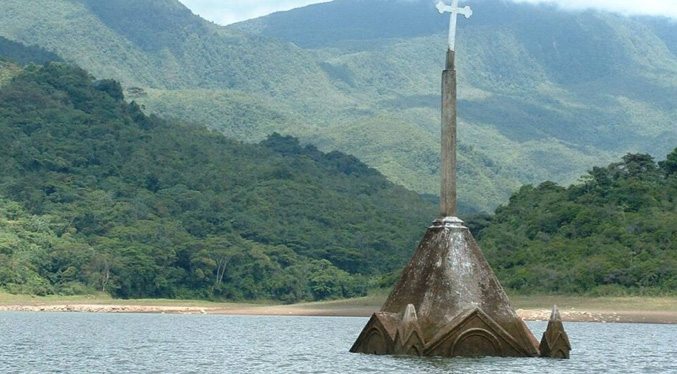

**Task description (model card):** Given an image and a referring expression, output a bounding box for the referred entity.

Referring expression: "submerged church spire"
[437,0,471,217]
[350,1,570,359]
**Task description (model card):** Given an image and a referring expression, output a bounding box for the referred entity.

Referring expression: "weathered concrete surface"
[351,218,541,357]
[440,49,457,218]
[352,5,571,358]
[539,306,572,359]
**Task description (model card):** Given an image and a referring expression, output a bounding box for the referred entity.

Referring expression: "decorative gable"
[424,308,535,357]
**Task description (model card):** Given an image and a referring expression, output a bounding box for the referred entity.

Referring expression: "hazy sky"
[178,0,677,25]
[177,0,332,26]
[513,0,677,19]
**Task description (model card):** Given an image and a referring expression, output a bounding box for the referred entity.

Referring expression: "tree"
[660,147,677,176]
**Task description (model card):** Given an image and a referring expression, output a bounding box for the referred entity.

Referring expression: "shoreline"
[2,302,677,324]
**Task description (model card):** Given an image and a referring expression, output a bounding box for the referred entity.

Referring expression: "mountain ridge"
[0,0,675,212]
[1,11,676,299]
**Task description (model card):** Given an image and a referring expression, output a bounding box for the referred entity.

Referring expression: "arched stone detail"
[364,328,388,355]
[450,328,503,357]
[407,345,421,356]
[395,329,425,356]
[554,350,567,359]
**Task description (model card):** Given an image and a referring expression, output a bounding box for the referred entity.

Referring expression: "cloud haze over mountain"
[179,0,676,25]
[178,0,332,25]
[511,0,677,19]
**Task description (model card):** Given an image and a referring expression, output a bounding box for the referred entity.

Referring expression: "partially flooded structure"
[350,0,570,359]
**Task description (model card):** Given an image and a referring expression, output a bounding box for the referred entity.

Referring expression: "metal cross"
[436,0,472,51]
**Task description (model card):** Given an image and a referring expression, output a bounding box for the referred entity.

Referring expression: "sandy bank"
[1,303,676,324]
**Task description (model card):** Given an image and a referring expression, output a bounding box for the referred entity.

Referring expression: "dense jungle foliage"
[1,61,675,300]
[0,62,437,301]
[0,2,676,300]
[475,151,677,295]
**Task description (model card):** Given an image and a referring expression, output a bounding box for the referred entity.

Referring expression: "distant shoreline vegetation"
[472,151,677,296]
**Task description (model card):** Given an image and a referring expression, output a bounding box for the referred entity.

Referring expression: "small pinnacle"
[550,305,561,321]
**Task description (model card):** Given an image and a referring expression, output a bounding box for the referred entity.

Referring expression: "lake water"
[0,313,675,373]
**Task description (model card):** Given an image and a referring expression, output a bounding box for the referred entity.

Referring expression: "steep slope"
[0,0,526,212]
[0,36,63,65]
[0,0,347,104]
[0,62,437,300]
[2,0,675,213]
[234,0,677,206]
[0,36,62,86]
[642,17,677,57]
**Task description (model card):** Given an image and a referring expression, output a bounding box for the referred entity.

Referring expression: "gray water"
[0,313,675,373]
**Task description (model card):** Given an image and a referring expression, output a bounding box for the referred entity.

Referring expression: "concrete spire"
[437,0,471,217]
[440,48,458,217]
[350,1,570,359]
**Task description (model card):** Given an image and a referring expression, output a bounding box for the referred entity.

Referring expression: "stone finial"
[539,305,572,359]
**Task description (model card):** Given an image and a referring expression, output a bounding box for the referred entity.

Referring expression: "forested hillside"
[474,151,677,295]
[0,58,20,87]
[2,0,675,212]
[238,0,677,207]
[1,37,54,87]
[0,36,62,65]
[0,62,437,301]
[1,59,675,299]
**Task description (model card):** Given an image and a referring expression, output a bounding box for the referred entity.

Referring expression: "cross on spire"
[437,0,472,218]
[436,0,473,51]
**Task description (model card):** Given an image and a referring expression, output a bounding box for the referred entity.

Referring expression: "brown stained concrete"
[350,218,542,357]
[440,49,458,217]
[539,306,571,359]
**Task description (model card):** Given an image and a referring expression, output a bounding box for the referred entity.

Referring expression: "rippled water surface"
[0,313,675,373]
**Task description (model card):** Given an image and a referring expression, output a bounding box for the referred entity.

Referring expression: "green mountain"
[1,12,675,299]
[0,36,57,86]
[236,0,677,190]
[0,62,436,300]
[473,150,677,295]
[0,0,675,214]
[0,36,62,66]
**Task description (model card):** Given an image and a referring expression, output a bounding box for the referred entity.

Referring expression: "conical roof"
[380,217,540,356]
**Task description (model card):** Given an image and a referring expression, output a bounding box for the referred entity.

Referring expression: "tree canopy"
[0,62,437,301]
[475,151,677,296]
